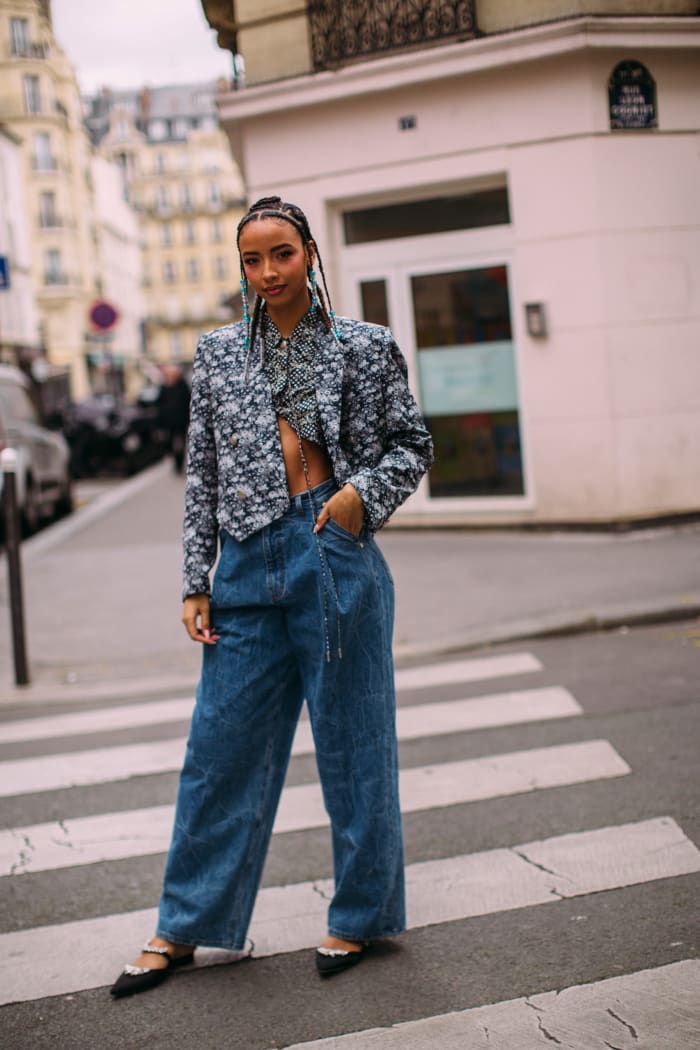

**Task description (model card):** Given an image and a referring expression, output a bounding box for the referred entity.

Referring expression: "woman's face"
[238,217,314,319]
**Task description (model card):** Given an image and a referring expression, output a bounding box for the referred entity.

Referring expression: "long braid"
[315,252,341,340]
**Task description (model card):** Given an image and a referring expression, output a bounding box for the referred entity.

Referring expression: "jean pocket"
[323,518,363,544]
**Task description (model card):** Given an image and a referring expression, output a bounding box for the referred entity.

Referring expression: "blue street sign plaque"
[0,256,10,290]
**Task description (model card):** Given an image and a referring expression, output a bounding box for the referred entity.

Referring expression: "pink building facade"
[215,15,700,525]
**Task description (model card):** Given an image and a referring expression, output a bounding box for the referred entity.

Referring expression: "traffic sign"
[89,300,119,331]
[0,255,10,290]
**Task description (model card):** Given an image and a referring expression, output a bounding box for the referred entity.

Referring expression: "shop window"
[343,188,509,245]
[412,265,524,498]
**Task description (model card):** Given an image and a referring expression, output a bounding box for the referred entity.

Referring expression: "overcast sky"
[51,0,233,94]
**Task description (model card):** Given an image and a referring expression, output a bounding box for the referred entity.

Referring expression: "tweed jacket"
[182,312,434,598]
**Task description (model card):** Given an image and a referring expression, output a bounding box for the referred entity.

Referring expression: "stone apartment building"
[0,0,146,399]
[88,82,246,367]
[202,0,700,526]
[0,122,40,365]
[0,0,100,396]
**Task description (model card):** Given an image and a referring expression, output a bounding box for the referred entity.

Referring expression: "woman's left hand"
[314,483,364,537]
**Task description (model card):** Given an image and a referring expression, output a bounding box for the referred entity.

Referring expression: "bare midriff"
[278,416,333,496]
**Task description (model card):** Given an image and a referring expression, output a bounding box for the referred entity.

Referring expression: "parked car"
[63,390,169,478]
[0,364,73,534]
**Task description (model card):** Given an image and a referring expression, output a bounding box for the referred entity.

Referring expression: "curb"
[19,458,171,562]
[393,592,700,664]
[1,593,698,707]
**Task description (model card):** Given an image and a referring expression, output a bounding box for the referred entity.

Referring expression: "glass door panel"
[412,266,524,498]
[359,279,390,327]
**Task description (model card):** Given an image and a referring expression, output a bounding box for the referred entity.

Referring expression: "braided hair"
[236,196,340,353]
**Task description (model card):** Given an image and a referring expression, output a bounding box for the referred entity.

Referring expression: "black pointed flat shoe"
[315,943,366,977]
[110,942,195,998]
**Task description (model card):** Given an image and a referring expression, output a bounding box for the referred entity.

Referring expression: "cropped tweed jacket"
[182,312,434,598]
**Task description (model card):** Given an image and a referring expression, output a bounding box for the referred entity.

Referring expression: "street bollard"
[1,447,30,685]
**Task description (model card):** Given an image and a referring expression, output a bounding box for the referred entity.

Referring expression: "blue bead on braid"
[329,308,342,342]
[308,268,319,308]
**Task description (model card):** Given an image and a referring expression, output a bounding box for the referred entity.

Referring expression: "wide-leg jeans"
[157,480,405,950]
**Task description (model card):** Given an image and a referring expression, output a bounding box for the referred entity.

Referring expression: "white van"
[0,365,72,534]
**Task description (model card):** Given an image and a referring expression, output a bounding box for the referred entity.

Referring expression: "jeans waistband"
[288,477,338,514]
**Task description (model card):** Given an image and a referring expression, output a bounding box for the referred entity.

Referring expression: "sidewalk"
[1,459,699,705]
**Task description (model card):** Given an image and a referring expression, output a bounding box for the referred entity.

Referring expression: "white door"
[342,232,529,513]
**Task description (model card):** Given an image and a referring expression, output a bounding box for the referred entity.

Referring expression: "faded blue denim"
[157,479,405,950]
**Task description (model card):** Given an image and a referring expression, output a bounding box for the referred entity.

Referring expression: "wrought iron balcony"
[43,271,71,286]
[10,40,49,59]
[31,156,59,172]
[308,0,476,71]
[38,213,63,228]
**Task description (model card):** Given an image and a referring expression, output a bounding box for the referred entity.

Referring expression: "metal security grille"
[307,0,476,70]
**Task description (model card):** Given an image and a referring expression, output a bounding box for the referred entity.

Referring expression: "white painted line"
[0,737,189,798]
[0,686,579,797]
[394,652,542,691]
[0,740,626,875]
[397,686,581,735]
[0,817,697,1005]
[283,959,700,1049]
[0,697,196,744]
[0,653,545,745]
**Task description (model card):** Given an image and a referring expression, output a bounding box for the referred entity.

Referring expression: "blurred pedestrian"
[110,195,433,998]
[158,363,190,473]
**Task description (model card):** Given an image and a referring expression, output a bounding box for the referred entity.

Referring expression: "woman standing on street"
[110,196,433,997]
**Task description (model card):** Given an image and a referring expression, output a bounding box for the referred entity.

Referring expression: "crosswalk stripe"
[0,652,544,746]
[394,653,542,691]
[0,817,696,1006]
[282,959,700,1049]
[0,739,624,875]
[0,687,580,797]
[0,697,195,744]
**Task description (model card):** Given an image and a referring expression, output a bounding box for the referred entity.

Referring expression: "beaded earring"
[308,267,319,308]
[329,308,342,342]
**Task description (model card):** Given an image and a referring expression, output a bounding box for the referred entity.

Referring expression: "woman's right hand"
[182,594,219,644]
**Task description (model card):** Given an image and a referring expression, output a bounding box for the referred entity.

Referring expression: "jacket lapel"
[315,322,344,454]
[239,329,278,432]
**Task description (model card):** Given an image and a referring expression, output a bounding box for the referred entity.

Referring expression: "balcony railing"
[32,156,59,172]
[11,41,48,59]
[43,272,70,286]
[308,0,476,71]
[38,213,63,228]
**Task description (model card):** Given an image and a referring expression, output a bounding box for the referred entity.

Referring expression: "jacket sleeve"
[182,336,218,599]
[346,329,433,531]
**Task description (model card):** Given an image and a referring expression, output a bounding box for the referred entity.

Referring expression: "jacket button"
[237,489,248,500]
[229,434,238,447]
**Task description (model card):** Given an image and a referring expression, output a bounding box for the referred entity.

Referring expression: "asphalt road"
[0,620,698,1049]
